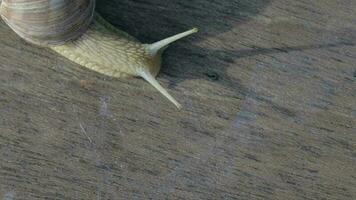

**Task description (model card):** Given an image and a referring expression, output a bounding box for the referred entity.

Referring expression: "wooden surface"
[0,0,355,199]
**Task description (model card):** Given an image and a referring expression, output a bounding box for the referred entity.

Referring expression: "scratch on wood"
[79,123,93,144]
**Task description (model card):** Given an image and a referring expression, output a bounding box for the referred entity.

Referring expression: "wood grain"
[0,0,355,199]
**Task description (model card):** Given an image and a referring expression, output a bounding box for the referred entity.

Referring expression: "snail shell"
[0,0,197,109]
[0,0,95,46]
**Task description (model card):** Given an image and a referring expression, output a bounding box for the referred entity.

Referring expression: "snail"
[0,0,198,109]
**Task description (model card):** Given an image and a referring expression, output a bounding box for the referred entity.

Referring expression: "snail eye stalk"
[147,28,199,56]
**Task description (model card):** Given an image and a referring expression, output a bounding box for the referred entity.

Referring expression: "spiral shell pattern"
[0,0,95,46]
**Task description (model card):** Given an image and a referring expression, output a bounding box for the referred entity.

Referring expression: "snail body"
[0,0,198,109]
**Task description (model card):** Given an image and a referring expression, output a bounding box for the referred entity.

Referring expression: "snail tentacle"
[147,28,199,56]
[139,69,182,109]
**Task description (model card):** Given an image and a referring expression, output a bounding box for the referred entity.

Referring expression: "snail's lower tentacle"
[139,69,182,109]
